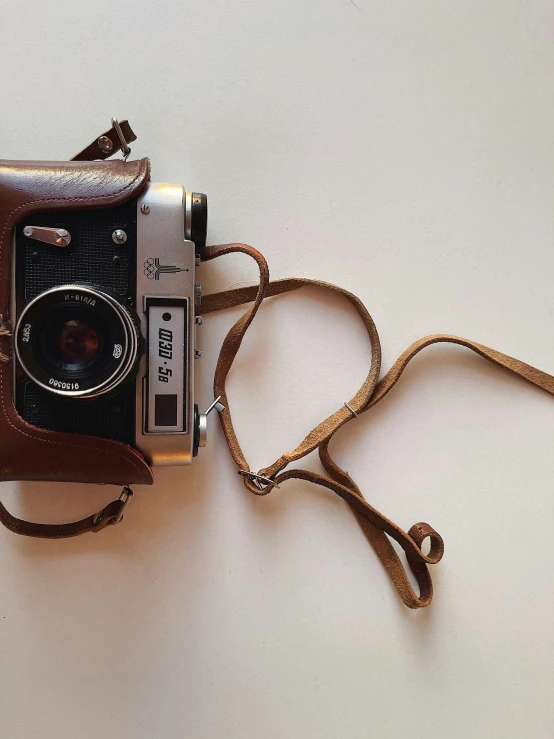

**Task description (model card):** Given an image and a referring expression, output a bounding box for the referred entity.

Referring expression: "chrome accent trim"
[135,183,196,466]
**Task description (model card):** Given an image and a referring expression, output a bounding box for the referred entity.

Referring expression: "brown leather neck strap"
[199,243,554,608]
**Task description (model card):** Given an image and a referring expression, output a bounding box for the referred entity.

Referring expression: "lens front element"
[16,285,140,398]
[41,308,105,374]
[56,318,100,368]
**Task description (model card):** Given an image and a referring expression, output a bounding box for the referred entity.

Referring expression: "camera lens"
[15,285,140,398]
[57,319,99,367]
[45,313,102,371]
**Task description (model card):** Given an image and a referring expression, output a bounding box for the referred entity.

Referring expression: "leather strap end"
[71,120,137,162]
[0,496,128,539]
[408,521,445,564]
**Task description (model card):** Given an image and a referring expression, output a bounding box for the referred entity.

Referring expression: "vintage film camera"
[10,172,219,468]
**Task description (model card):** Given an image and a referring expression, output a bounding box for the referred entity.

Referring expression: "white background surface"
[1,1,553,737]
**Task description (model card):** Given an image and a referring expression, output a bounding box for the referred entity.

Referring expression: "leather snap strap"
[0,486,133,539]
[70,120,137,162]
[199,243,554,608]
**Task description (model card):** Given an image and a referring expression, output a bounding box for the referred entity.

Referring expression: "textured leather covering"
[0,158,154,485]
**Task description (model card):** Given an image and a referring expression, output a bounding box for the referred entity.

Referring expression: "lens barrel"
[15,285,140,398]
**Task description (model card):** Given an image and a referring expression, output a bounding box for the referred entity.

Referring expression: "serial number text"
[49,378,80,390]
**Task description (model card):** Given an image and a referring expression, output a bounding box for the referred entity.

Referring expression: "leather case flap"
[0,158,154,485]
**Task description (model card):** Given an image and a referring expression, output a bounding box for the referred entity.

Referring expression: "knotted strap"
[200,243,554,608]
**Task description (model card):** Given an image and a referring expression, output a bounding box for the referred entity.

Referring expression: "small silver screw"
[112,229,127,245]
[195,350,203,358]
[140,204,150,215]
[98,135,114,154]
[54,229,71,247]
[195,316,203,325]
[23,226,34,237]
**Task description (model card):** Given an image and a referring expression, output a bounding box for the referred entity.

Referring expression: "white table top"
[1,2,552,737]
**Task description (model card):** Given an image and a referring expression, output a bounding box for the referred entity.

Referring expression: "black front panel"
[22,382,132,442]
[14,200,138,445]
[19,203,136,303]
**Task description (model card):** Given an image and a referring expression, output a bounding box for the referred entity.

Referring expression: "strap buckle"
[111,117,131,160]
[238,470,280,490]
[93,486,133,527]
[114,486,133,523]
[344,401,359,419]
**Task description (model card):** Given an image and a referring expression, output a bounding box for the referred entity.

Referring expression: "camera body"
[11,182,208,466]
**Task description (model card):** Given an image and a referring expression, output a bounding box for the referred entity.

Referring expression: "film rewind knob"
[198,396,225,449]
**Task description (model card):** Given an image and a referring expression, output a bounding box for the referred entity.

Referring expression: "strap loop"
[238,470,280,490]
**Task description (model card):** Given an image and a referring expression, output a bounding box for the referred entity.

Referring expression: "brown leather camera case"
[0,158,154,486]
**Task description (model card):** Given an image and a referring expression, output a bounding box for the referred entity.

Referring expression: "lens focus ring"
[15,285,140,398]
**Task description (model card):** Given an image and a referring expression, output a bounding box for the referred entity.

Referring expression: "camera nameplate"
[145,297,189,434]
